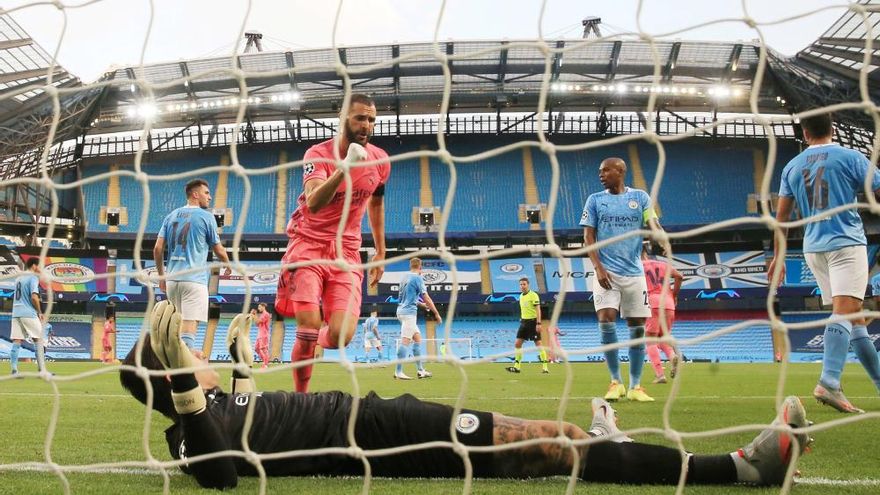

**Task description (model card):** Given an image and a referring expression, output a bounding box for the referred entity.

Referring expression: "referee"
[507,277,549,374]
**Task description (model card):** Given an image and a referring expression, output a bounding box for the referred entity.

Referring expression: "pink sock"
[292,327,318,392]
[646,344,664,378]
[659,343,675,360]
[258,347,270,365]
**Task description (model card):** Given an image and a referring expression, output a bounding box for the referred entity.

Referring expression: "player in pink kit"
[252,304,272,369]
[275,94,389,392]
[101,315,116,364]
[642,246,683,384]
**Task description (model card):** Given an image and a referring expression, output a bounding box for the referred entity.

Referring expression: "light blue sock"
[396,344,408,374]
[600,322,621,382]
[820,319,852,391]
[10,342,20,373]
[181,333,196,350]
[412,342,423,371]
[628,325,647,388]
[850,324,880,392]
[35,342,46,373]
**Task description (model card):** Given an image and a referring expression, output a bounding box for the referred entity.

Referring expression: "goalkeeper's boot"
[588,398,633,443]
[737,395,812,485]
[626,386,655,402]
[417,369,433,379]
[813,384,864,414]
[603,380,626,401]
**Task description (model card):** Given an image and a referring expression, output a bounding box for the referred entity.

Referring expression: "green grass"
[0,360,879,494]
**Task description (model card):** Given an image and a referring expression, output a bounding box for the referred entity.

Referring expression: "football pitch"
[0,361,878,495]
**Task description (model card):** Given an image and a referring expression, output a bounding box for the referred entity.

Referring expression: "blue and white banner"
[0,248,18,296]
[488,258,539,293]
[378,259,482,294]
[787,322,880,362]
[658,251,768,289]
[543,258,594,292]
[0,314,92,359]
[217,261,280,295]
[782,252,816,287]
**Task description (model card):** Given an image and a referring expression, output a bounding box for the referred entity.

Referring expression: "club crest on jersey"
[303,162,315,176]
[455,413,480,434]
[627,200,639,210]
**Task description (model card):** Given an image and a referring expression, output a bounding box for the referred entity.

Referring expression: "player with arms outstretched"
[769,112,880,413]
[581,157,662,402]
[506,277,549,374]
[153,178,230,350]
[642,246,683,384]
[119,300,813,490]
[275,94,390,392]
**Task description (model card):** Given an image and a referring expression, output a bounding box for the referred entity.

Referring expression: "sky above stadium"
[4,0,849,83]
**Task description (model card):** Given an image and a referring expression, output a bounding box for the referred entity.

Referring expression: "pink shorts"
[275,237,363,321]
[255,337,269,351]
[646,307,675,337]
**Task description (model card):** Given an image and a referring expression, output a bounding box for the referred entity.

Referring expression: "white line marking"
[2,465,879,486]
[797,477,880,486]
[0,392,878,401]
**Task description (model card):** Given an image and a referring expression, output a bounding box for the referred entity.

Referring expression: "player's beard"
[345,122,370,146]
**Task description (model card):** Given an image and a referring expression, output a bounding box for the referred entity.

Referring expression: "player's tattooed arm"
[490,413,588,478]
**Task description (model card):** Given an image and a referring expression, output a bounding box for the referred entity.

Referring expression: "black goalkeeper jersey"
[164,389,495,480]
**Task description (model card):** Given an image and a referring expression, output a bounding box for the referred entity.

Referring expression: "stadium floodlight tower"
[244,30,263,53]
[582,17,602,38]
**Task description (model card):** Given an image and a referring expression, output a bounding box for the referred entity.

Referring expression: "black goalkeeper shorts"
[356,392,495,478]
[516,319,540,341]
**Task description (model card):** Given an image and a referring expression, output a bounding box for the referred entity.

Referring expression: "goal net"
[0,1,878,494]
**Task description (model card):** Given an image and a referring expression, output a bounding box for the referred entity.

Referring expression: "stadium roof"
[0,2,877,181]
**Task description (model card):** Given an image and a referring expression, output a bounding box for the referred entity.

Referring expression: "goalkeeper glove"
[225,313,255,366]
[150,300,198,370]
[149,300,205,415]
[225,313,255,394]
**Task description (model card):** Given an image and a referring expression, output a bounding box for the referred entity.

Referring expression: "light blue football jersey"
[396,272,427,316]
[779,144,880,253]
[12,272,40,318]
[157,206,221,285]
[362,316,379,337]
[580,187,656,277]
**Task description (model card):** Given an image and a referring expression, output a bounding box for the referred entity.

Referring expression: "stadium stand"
[82,137,796,235]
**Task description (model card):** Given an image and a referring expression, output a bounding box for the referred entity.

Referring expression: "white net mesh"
[0,0,879,494]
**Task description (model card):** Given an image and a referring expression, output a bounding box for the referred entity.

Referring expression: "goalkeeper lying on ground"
[120,301,811,490]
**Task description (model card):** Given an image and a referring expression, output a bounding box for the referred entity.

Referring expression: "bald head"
[598,157,628,192]
[600,157,627,173]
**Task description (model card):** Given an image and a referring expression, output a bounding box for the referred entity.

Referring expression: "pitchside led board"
[17,251,109,300]
[0,314,92,360]
[378,259,482,296]
[216,261,280,303]
[114,259,164,301]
